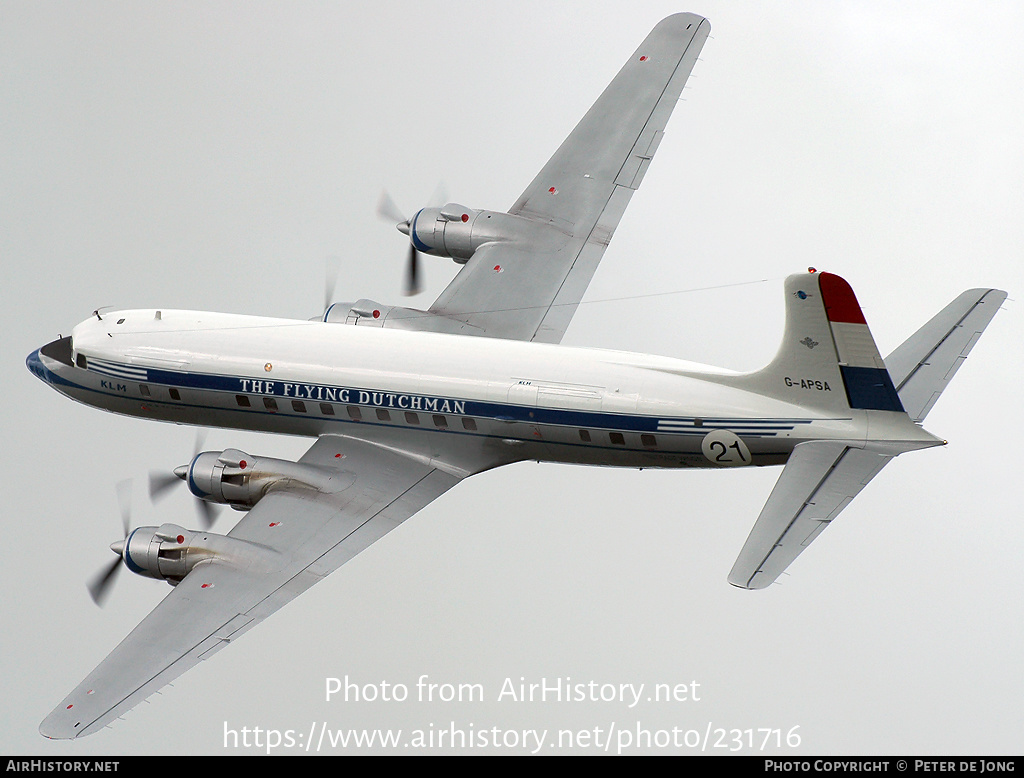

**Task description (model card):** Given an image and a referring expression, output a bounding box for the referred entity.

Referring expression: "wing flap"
[531,184,636,343]
[728,442,894,590]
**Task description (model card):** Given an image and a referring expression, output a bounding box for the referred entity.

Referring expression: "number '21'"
[709,440,748,463]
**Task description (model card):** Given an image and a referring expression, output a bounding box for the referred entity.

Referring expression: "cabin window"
[264,397,278,411]
[432,415,448,429]
[578,429,591,442]
[641,434,657,447]
[405,412,420,425]
[235,394,250,407]
[140,384,151,397]
[168,388,181,401]
[376,409,390,422]
[609,432,625,445]
[291,400,306,413]
[462,418,477,431]
[345,406,361,420]
[319,403,335,416]
[76,353,87,369]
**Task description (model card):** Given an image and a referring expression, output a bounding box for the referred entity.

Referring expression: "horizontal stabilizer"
[728,442,894,590]
[885,288,1007,423]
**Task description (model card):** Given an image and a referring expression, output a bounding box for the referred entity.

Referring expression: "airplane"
[25,12,1005,740]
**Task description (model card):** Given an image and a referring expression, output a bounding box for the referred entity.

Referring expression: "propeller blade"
[148,470,181,503]
[87,557,122,607]
[427,182,448,208]
[324,255,340,313]
[377,190,407,225]
[88,483,133,607]
[115,479,132,537]
[196,498,220,529]
[192,428,208,458]
[403,244,421,296]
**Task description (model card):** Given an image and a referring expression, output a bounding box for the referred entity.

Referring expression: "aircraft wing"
[40,434,469,739]
[427,13,710,343]
[728,442,895,590]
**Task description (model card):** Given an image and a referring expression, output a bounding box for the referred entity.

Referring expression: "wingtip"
[38,717,73,740]
[660,12,710,31]
[727,578,768,591]
[39,701,93,740]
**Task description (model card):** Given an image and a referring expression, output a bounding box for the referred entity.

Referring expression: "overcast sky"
[3,0,1022,755]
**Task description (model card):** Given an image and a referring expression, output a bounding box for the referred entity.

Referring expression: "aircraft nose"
[29,336,75,380]
[26,349,46,381]
[28,336,77,395]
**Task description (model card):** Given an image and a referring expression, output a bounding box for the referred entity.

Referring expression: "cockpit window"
[40,336,74,367]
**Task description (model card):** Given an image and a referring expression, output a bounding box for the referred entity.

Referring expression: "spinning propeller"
[378,183,450,297]
[147,430,221,528]
[323,255,340,315]
[377,190,422,296]
[86,479,133,607]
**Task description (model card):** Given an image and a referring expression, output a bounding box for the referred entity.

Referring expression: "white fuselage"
[29,309,864,474]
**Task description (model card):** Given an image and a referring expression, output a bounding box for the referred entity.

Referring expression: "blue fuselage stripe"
[28,350,821,444]
[132,364,810,434]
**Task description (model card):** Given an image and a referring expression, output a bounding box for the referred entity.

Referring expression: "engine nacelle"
[322,299,393,326]
[408,203,564,263]
[318,199,569,335]
[184,448,353,511]
[320,299,489,335]
[119,523,272,585]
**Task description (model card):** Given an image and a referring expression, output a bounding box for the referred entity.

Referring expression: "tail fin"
[723,271,903,415]
[727,275,1007,589]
